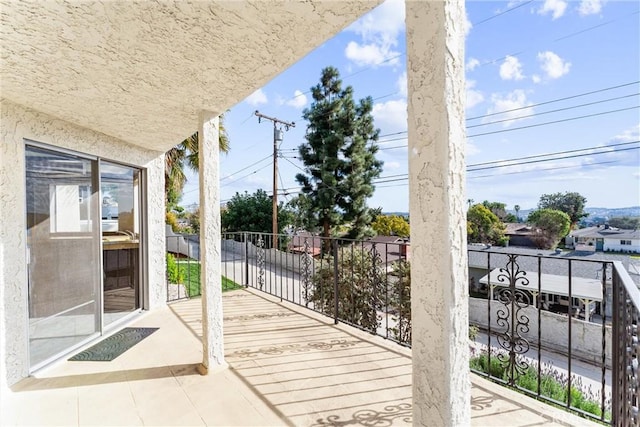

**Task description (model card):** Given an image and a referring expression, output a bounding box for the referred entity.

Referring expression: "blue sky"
[182,0,640,212]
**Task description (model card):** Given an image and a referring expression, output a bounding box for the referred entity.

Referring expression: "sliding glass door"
[26,146,101,368]
[101,161,141,326]
[26,145,144,369]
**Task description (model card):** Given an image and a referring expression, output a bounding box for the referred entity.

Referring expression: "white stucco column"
[405,1,469,425]
[198,111,225,373]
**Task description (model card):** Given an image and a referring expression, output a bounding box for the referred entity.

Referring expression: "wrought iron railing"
[217,231,412,347]
[611,261,639,426]
[165,231,639,425]
[468,248,615,422]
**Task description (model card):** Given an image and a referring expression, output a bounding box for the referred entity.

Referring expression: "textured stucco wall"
[604,239,640,253]
[198,112,224,370]
[406,0,469,425]
[0,100,166,388]
[1,1,381,152]
[469,297,613,367]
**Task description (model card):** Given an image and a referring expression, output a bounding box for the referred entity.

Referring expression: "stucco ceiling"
[1,1,381,152]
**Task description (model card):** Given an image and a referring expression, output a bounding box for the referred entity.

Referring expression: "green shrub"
[470,351,609,420]
[468,324,479,341]
[166,253,184,283]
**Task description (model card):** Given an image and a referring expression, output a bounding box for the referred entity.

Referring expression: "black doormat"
[69,327,159,361]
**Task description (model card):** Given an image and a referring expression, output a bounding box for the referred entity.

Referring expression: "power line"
[374,82,640,143]
[280,155,352,200]
[471,9,639,70]
[472,0,534,26]
[358,142,640,185]
[467,140,640,168]
[466,81,639,121]
[221,154,272,181]
[469,159,620,179]
[374,159,624,188]
[468,145,640,172]
[553,10,639,42]
[280,54,406,106]
[295,90,403,124]
[222,161,273,187]
[467,106,639,138]
[466,93,639,129]
[278,143,639,189]
[278,168,289,202]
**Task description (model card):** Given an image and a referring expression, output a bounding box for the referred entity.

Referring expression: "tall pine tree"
[296,67,383,240]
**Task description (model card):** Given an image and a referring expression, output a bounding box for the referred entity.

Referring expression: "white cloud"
[245,88,267,106]
[612,123,640,142]
[345,0,404,67]
[466,139,480,157]
[372,99,407,133]
[466,80,484,109]
[499,56,525,81]
[466,58,480,72]
[285,90,308,109]
[345,42,400,67]
[464,12,472,36]
[532,74,542,84]
[396,71,407,98]
[537,51,571,79]
[485,90,534,127]
[385,161,401,170]
[578,0,605,16]
[538,0,567,19]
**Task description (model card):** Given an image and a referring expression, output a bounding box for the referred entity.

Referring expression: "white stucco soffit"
[1,1,381,151]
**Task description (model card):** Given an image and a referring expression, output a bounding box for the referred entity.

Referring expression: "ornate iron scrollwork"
[301,237,312,306]
[494,254,531,385]
[256,236,265,290]
[369,243,383,333]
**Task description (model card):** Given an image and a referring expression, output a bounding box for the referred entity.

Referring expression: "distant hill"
[382,212,409,217]
[386,207,640,221]
[583,206,640,218]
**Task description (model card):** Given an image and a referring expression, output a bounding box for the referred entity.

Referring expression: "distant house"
[503,222,536,248]
[365,235,410,266]
[567,225,640,253]
[288,233,410,266]
[289,231,323,257]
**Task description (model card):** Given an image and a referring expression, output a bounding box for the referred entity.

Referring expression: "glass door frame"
[24,140,147,372]
[25,141,103,371]
[98,159,146,330]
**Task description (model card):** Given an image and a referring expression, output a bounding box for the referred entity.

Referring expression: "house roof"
[479,268,603,302]
[503,223,534,236]
[368,235,407,244]
[569,226,640,240]
[1,1,380,152]
[468,244,639,284]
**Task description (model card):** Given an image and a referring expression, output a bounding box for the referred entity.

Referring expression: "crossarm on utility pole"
[255,110,295,250]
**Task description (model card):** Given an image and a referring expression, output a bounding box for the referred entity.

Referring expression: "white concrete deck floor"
[1,289,600,426]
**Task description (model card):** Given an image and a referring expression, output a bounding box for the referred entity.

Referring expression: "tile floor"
[1,289,599,426]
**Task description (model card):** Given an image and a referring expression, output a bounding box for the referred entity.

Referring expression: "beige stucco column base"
[197,361,229,376]
[199,111,225,372]
[405,0,470,425]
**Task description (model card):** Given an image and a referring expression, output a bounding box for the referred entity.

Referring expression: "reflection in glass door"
[101,161,141,326]
[25,146,101,368]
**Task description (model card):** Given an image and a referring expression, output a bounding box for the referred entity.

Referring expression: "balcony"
[2,290,597,426]
[3,232,636,426]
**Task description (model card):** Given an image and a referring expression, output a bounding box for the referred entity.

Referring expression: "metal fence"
[468,248,614,423]
[611,262,639,426]
[165,231,639,426]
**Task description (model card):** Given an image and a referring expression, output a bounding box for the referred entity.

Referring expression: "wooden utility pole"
[255,110,295,249]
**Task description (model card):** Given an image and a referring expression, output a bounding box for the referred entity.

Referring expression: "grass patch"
[470,351,609,421]
[175,260,243,297]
